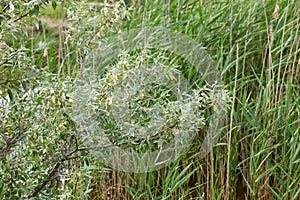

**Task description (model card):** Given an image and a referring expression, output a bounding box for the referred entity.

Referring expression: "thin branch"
[0,132,9,144]
[83,2,114,8]
[1,4,9,13]
[0,126,28,157]
[10,12,29,24]
[0,77,28,85]
[63,155,80,161]
[77,143,116,151]
[0,2,45,30]
[0,53,18,67]
[66,143,116,158]
[27,163,61,198]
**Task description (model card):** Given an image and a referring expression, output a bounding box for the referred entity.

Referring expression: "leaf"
[52,1,57,10]
[34,5,40,17]
[21,81,27,91]
[30,5,40,17]
[9,2,14,13]
[1,19,6,30]
[7,89,13,101]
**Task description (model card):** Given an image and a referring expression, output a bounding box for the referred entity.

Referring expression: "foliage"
[92,50,212,152]
[0,75,74,198]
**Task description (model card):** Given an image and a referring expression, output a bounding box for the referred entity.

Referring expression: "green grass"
[92,0,300,199]
[97,0,299,199]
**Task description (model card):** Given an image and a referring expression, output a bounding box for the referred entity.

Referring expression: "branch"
[10,12,29,24]
[0,77,28,85]
[0,11,30,30]
[0,53,18,67]
[76,143,115,152]
[0,2,45,30]
[0,132,9,144]
[1,4,9,13]
[83,2,114,8]
[27,163,61,198]
[28,135,115,198]
[0,126,28,158]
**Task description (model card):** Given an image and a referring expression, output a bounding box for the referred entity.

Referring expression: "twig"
[82,2,114,8]
[65,143,116,159]
[10,12,29,24]
[0,2,45,30]
[0,77,29,85]
[0,126,28,157]
[1,4,9,13]
[0,132,9,143]
[0,53,18,67]
[63,155,80,161]
[77,144,116,151]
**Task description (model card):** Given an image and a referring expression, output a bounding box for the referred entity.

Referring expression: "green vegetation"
[0,0,299,199]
